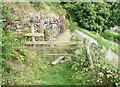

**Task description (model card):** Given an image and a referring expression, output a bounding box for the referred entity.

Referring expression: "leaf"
[75,50,81,54]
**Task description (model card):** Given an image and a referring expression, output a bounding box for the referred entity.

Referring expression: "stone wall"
[7,6,69,41]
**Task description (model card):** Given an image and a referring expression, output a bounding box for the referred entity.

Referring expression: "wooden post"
[83,38,95,72]
[31,24,36,47]
[40,19,44,41]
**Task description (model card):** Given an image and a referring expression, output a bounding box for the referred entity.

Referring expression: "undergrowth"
[66,44,120,85]
[1,3,27,85]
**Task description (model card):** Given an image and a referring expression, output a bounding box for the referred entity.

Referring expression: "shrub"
[70,44,120,85]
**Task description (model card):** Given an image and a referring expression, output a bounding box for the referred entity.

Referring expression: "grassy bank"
[101,30,120,42]
[73,26,119,55]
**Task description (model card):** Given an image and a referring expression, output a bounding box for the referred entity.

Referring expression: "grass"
[8,49,77,85]
[39,63,77,85]
[46,2,66,16]
[101,30,120,41]
[72,26,119,55]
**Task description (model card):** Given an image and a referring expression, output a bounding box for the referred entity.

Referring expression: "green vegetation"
[101,30,120,42]
[0,3,27,84]
[72,25,119,55]
[63,2,120,33]
[1,2,120,86]
[30,2,44,11]
[46,2,66,15]
[8,50,77,85]
[70,45,120,85]
[6,45,120,85]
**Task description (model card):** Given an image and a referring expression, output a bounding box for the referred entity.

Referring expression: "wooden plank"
[25,33,44,36]
[60,60,73,63]
[24,41,83,45]
[45,54,75,56]
[51,56,64,65]
[25,47,83,50]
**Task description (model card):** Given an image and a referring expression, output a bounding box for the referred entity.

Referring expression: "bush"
[101,30,120,41]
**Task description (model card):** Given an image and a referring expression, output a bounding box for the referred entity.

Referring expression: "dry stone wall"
[8,7,68,41]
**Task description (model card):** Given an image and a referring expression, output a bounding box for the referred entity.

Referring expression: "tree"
[63,2,118,33]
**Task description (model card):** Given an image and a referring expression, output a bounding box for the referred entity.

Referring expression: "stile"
[25,33,44,37]
[25,47,83,50]
[51,56,65,65]
[24,41,83,45]
[45,54,76,56]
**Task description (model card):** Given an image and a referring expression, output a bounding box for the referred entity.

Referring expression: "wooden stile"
[24,41,83,45]
[51,56,65,65]
[25,47,83,50]
[25,33,44,37]
[45,54,76,56]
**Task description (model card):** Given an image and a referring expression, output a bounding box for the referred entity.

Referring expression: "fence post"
[83,38,95,72]
[31,24,36,47]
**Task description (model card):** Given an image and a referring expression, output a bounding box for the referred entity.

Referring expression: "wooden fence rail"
[23,24,94,69]
[45,54,76,56]
[24,41,84,45]
[25,33,44,37]
[25,47,83,50]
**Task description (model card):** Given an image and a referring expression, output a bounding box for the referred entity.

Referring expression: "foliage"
[90,44,120,85]
[7,50,78,85]
[63,2,119,33]
[71,48,88,72]
[30,2,44,10]
[0,3,26,85]
[69,44,120,85]
[69,21,78,32]
[109,2,120,26]
[46,2,66,15]
[101,30,120,42]
[44,28,49,41]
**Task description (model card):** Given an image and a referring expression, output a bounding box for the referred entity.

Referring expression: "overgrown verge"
[72,25,119,55]
[0,3,27,85]
[66,44,120,85]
